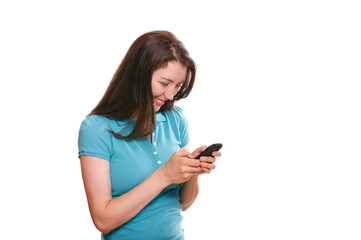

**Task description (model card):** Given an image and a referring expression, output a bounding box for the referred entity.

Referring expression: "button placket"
[151,130,162,166]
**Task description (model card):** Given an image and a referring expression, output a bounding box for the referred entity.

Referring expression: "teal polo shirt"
[78,106,190,240]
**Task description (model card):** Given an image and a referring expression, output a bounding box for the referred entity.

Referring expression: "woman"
[78,30,221,239]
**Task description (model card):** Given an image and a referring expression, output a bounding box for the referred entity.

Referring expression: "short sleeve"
[78,115,112,161]
[173,107,190,148]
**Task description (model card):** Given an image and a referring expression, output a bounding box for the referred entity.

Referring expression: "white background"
[1,0,360,239]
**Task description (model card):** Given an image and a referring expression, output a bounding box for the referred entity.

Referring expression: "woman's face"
[151,61,187,112]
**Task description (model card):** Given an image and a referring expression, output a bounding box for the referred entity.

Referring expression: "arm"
[80,150,202,234]
[180,175,199,211]
[179,144,220,211]
[179,143,199,211]
[80,155,169,234]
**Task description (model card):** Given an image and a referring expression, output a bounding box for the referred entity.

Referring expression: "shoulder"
[78,115,118,139]
[78,115,114,160]
[163,106,190,147]
[80,115,111,132]
[162,106,188,124]
[79,115,133,139]
[81,115,109,126]
[172,106,186,117]
[161,106,189,137]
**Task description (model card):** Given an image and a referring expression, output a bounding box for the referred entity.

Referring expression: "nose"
[164,90,174,101]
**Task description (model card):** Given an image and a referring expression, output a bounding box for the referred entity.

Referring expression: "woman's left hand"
[190,146,222,174]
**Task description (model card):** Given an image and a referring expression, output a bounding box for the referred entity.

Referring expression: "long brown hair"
[89,31,196,140]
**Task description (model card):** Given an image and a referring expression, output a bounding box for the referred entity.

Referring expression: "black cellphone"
[195,143,223,159]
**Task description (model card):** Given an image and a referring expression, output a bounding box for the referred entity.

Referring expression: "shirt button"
[157,161,162,164]
[153,151,157,155]
[153,133,155,136]
[153,142,156,146]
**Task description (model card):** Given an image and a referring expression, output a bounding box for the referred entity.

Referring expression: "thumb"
[190,145,207,158]
[178,148,191,157]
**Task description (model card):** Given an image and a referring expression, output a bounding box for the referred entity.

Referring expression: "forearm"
[93,169,169,233]
[179,175,199,211]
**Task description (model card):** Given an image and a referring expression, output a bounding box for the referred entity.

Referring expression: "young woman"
[78,30,221,240]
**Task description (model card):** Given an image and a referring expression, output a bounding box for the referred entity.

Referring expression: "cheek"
[150,82,156,96]
[151,83,163,97]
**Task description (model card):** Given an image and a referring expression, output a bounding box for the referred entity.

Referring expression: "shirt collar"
[155,111,166,122]
[115,119,132,127]
[115,112,166,126]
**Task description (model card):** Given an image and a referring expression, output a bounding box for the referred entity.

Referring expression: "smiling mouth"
[155,98,165,106]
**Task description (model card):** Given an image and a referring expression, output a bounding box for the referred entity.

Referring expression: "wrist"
[155,167,172,188]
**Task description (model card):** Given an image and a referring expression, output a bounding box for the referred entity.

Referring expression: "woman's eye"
[160,82,168,86]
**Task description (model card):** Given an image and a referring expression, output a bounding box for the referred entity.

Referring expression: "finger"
[178,149,190,157]
[201,162,216,170]
[190,146,207,158]
[212,151,222,157]
[201,167,211,174]
[185,166,203,173]
[184,152,194,159]
[180,157,202,169]
[200,156,216,163]
[187,158,201,167]
[181,157,201,167]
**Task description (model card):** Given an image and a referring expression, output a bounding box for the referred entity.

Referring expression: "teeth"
[155,99,164,105]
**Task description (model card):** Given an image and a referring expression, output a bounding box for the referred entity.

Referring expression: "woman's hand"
[178,145,222,211]
[160,149,202,185]
[190,146,221,174]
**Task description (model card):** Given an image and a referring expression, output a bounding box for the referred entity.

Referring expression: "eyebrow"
[160,77,174,82]
[160,77,185,84]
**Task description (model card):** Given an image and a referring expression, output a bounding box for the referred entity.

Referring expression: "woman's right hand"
[159,149,203,185]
